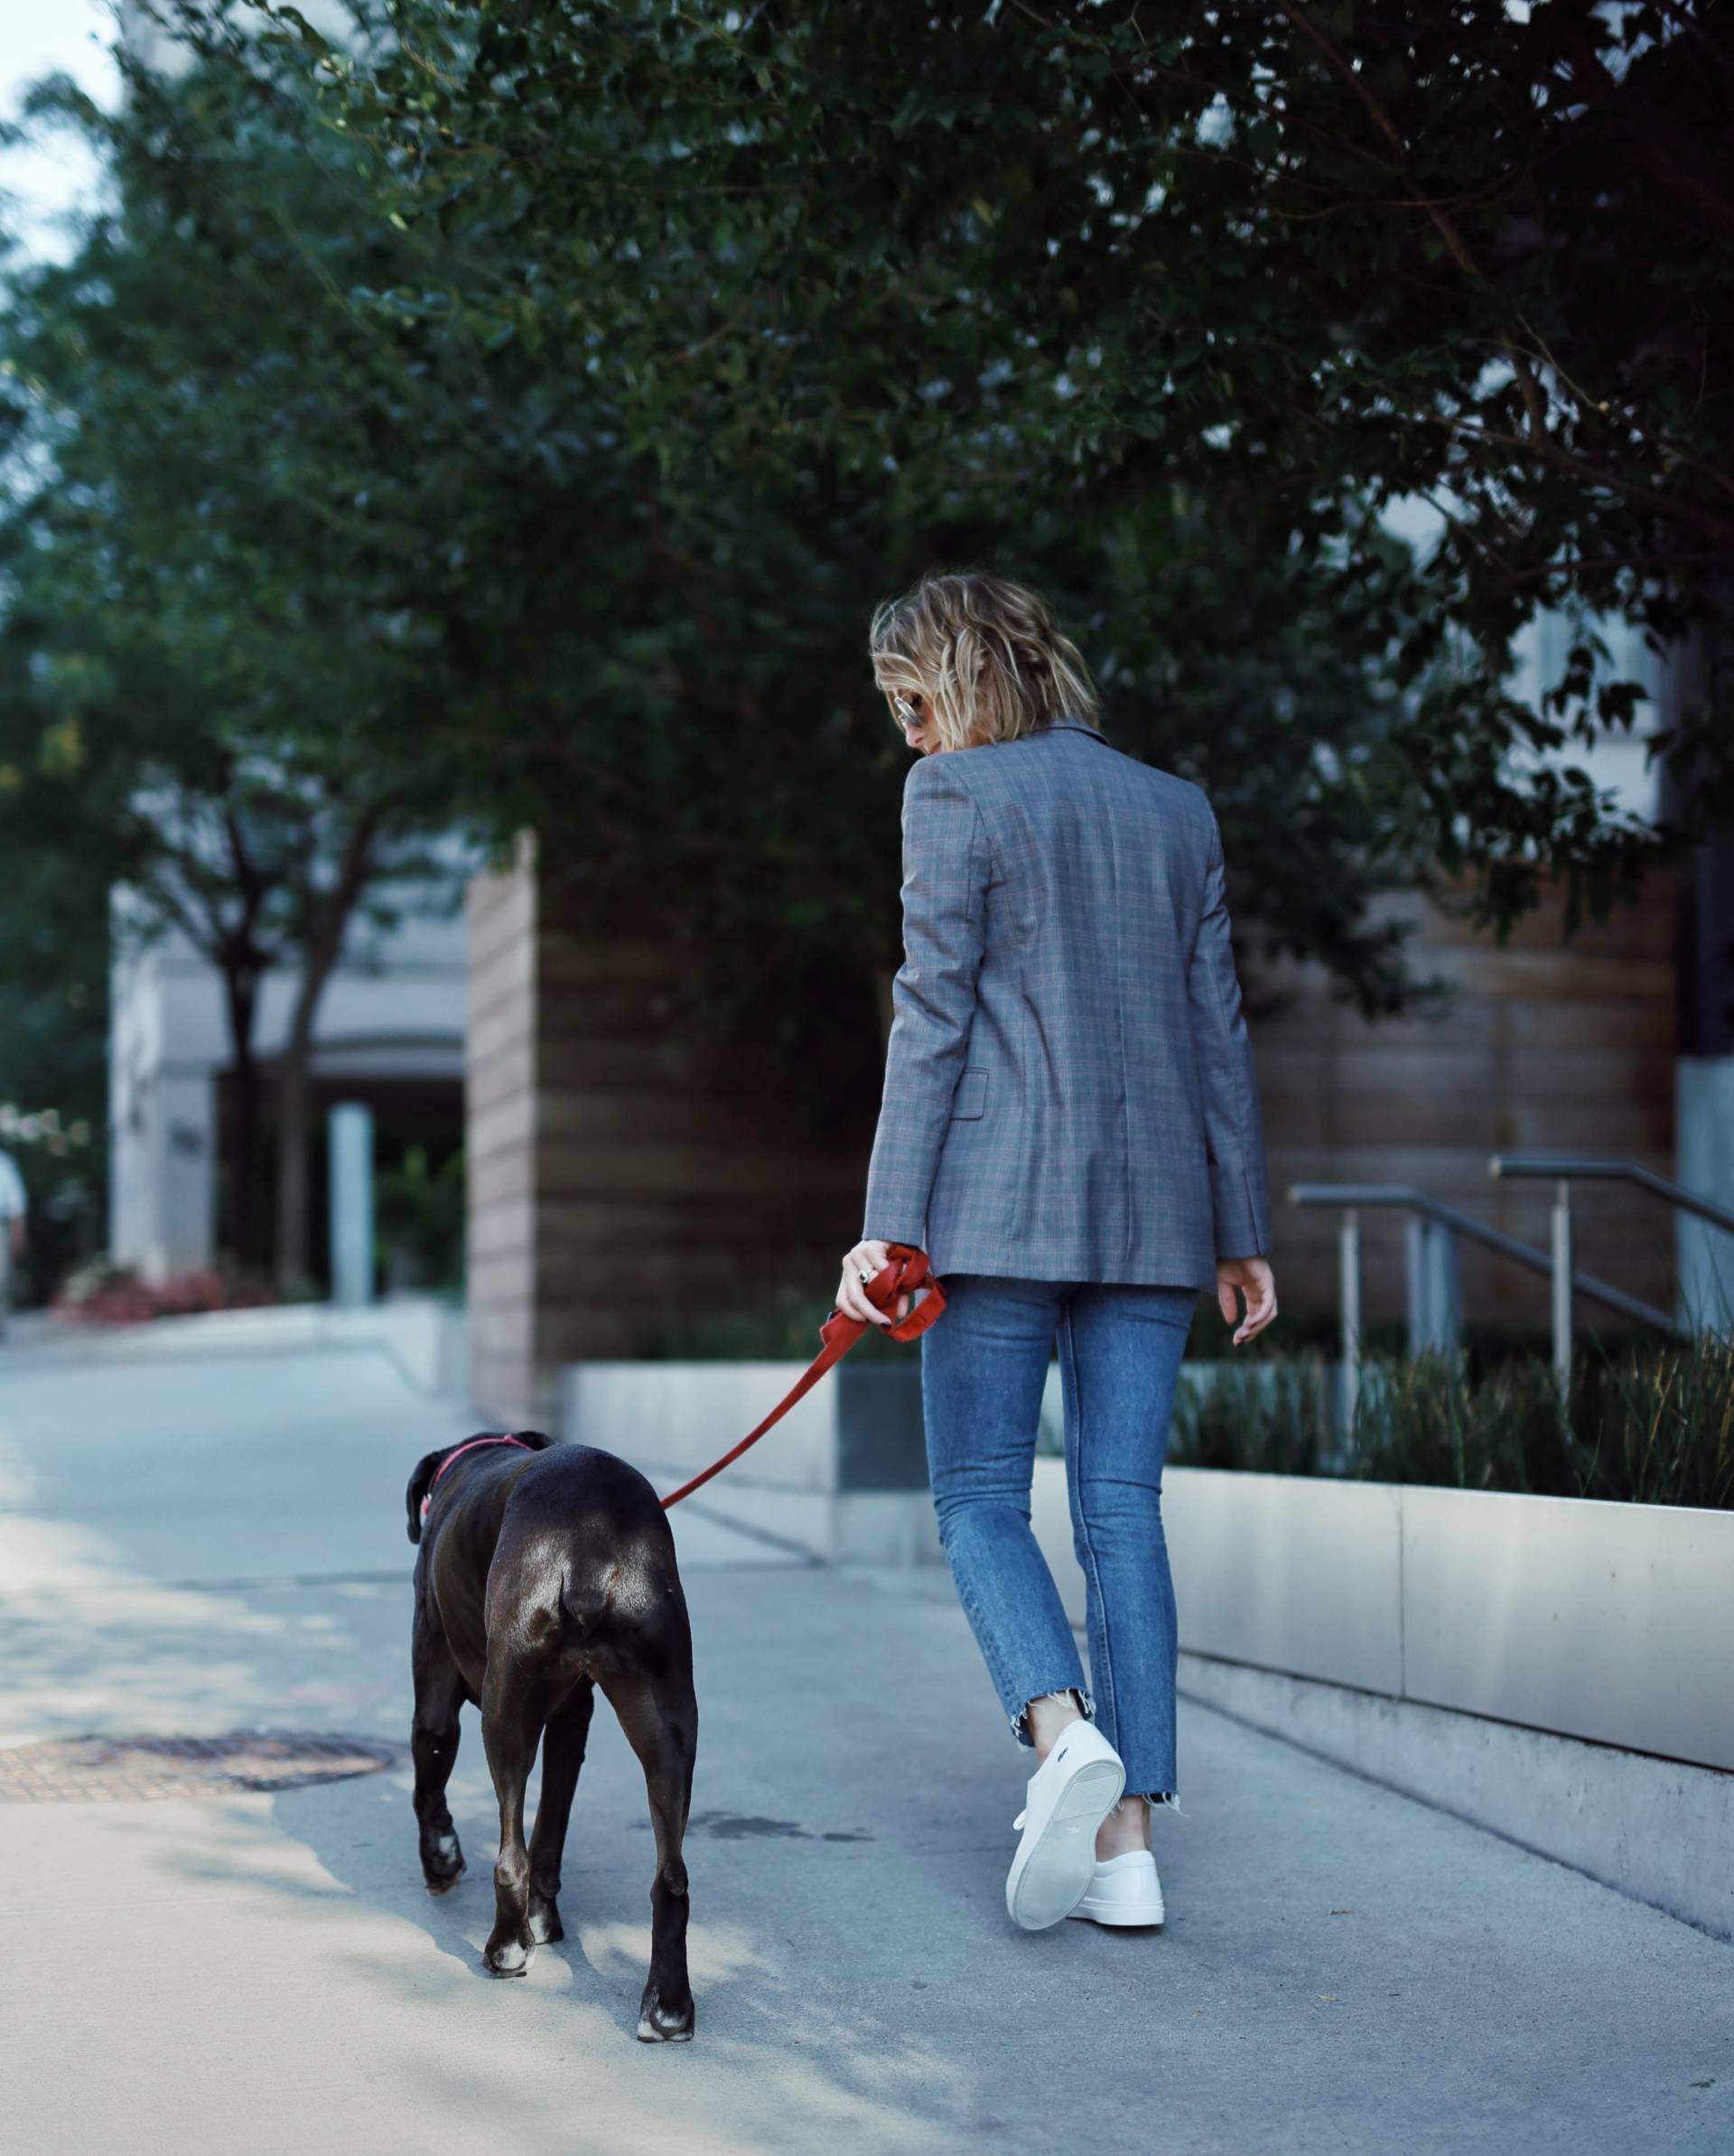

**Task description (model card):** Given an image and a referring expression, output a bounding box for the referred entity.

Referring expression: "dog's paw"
[636,1993,695,2043]
[483,1937,536,1978]
[421,1831,465,1894]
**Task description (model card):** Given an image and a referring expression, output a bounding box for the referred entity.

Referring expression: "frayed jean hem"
[1009,1684,1096,1750]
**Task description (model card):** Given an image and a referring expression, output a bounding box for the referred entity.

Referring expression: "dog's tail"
[557,1563,619,1638]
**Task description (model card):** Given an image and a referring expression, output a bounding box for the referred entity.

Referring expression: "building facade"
[466,848,866,1428]
[109,891,467,1284]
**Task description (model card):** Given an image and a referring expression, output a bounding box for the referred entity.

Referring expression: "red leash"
[658,1244,946,1511]
[422,1252,944,1522]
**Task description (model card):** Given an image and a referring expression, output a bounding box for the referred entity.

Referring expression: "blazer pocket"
[950,1068,987,1120]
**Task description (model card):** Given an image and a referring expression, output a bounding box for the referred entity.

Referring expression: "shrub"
[52,1257,279,1325]
[1170,1354,1334,1477]
[1572,1332,1734,1509]
[1169,1331,1734,1511]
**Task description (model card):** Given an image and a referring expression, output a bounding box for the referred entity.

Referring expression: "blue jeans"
[920,1274,1198,1800]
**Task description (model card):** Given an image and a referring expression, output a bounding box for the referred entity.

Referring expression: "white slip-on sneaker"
[1004,1719,1126,1931]
[1067,1848,1166,1928]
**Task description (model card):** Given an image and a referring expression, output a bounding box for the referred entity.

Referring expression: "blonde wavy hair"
[868,570,1102,751]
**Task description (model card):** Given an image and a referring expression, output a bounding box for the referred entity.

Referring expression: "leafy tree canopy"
[6,12,1439,1098]
[0,51,480,1273]
[217,0,1731,937]
[18,0,1720,1249]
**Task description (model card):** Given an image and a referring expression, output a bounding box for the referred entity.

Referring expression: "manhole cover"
[0,1732,406,1803]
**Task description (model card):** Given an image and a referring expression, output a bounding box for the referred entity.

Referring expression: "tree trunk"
[220,971,262,1266]
[274,1028,314,1292]
[274,817,380,1293]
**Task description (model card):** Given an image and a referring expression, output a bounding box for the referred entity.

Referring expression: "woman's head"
[868,570,1102,754]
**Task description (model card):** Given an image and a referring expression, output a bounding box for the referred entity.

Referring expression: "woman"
[837,570,1278,1934]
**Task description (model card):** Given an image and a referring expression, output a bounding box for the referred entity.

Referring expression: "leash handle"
[660,1245,945,1511]
[822,1242,946,1349]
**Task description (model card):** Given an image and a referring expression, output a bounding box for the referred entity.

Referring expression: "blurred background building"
[108,889,466,1291]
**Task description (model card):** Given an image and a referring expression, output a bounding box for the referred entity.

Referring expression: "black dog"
[405,1430,697,2041]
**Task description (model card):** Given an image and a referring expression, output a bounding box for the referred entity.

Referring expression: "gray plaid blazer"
[861,717,1273,1287]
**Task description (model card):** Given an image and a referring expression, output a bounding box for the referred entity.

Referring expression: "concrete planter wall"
[561,1358,940,1565]
[1032,1459,1734,1775]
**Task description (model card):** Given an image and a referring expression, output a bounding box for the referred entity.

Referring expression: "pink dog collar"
[421,1434,535,1525]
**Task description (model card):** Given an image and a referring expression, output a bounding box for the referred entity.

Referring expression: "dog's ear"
[406,1446,453,1545]
[406,1431,556,1544]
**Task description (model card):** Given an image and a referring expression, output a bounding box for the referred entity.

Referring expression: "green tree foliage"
[132,3,1442,1043]
[0,52,476,1279]
[238,0,1728,938]
[14,0,1715,1292]
[0,7,1445,1249]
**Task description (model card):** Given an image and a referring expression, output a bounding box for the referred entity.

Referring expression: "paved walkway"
[0,1326,1729,2155]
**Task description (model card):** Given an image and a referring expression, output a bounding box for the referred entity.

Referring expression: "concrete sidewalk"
[0,1330,1729,2155]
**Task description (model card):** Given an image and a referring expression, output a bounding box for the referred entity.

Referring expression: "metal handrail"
[1287,1180,1687,1423]
[1489,1153,1734,1238]
[1286,1183,1681,1338]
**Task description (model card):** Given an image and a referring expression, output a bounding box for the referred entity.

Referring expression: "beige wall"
[466,853,540,1423]
[466,853,865,1427]
[1250,867,1677,1329]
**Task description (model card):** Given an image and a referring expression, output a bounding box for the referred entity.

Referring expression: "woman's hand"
[1217,1255,1277,1346]
[836,1239,913,1328]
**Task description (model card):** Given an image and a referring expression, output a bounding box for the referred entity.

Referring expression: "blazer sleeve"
[1187,805,1274,1262]
[860,754,991,1246]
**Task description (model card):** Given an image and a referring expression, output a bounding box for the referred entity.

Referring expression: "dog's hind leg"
[603,1666,699,2043]
[480,1660,545,1977]
[527,1682,594,1944]
[411,1614,469,1895]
